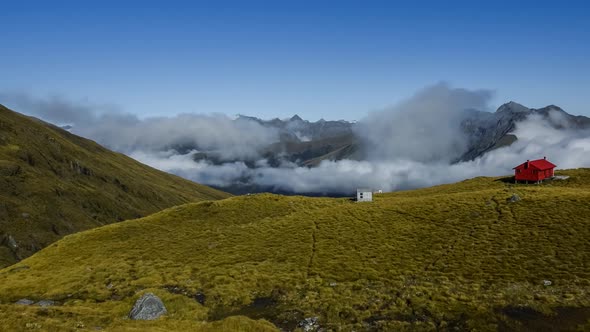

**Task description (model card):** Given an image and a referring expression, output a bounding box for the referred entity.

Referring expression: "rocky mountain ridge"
[458,102,590,161]
[205,102,590,168]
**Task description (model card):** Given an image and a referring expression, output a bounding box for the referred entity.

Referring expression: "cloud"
[355,82,494,162]
[81,113,278,160]
[3,86,589,195]
[128,110,590,194]
[0,91,116,124]
[0,91,279,160]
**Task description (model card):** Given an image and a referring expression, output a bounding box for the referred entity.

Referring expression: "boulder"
[36,300,56,307]
[15,298,34,305]
[5,235,17,250]
[129,293,167,320]
[507,194,521,203]
[298,317,319,332]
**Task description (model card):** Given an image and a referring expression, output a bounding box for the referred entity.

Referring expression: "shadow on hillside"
[494,176,516,184]
[497,306,590,332]
[210,295,304,331]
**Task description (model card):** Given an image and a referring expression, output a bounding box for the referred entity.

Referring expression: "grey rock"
[15,298,34,305]
[36,300,56,307]
[508,194,521,203]
[129,293,167,320]
[298,317,319,332]
[6,235,18,250]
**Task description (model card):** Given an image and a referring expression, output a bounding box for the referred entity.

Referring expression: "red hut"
[513,157,556,183]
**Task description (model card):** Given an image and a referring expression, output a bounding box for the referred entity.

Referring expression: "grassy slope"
[1,169,590,331]
[0,105,230,268]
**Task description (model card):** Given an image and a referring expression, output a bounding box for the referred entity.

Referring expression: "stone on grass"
[15,298,34,305]
[507,194,521,203]
[36,300,56,307]
[543,280,552,286]
[129,293,167,320]
[298,317,319,332]
[6,235,17,250]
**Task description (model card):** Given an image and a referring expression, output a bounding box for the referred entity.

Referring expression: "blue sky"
[1,0,588,120]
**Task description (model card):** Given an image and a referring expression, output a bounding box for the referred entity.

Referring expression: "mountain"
[236,114,354,143]
[1,169,589,331]
[0,105,230,268]
[199,103,590,171]
[458,101,590,162]
[185,103,590,195]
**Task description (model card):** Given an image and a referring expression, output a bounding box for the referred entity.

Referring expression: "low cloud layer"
[356,83,494,163]
[2,85,590,195]
[0,92,278,160]
[129,113,590,194]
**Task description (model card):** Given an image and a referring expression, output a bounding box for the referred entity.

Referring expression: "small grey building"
[356,188,373,202]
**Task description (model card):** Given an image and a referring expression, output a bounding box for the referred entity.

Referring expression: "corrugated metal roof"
[513,158,556,170]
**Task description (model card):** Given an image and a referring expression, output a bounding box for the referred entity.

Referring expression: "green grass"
[1,169,590,331]
[0,105,230,268]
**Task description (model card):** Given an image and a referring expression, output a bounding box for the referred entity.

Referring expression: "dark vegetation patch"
[498,306,590,332]
[211,294,303,332]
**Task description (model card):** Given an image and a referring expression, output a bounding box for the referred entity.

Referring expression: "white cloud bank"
[0,91,278,160]
[129,112,590,194]
[2,85,589,195]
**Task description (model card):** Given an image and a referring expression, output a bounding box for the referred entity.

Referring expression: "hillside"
[1,169,589,331]
[0,105,230,268]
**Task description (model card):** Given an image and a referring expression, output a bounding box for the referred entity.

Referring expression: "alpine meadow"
[1,2,590,331]
[1,170,590,330]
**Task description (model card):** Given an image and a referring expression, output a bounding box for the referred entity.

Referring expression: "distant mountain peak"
[538,104,565,112]
[235,114,259,122]
[290,114,303,122]
[496,101,530,113]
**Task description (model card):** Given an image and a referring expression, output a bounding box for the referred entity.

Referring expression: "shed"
[513,157,556,183]
[356,188,373,202]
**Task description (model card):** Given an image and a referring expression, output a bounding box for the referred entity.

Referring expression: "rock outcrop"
[129,293,167,320]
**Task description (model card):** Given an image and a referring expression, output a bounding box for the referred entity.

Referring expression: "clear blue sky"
[1,0,588,120]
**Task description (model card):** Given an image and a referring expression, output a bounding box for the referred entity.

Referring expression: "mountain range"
[278,102,589,164]
[458,102,590,162]
[180,102,590,194]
